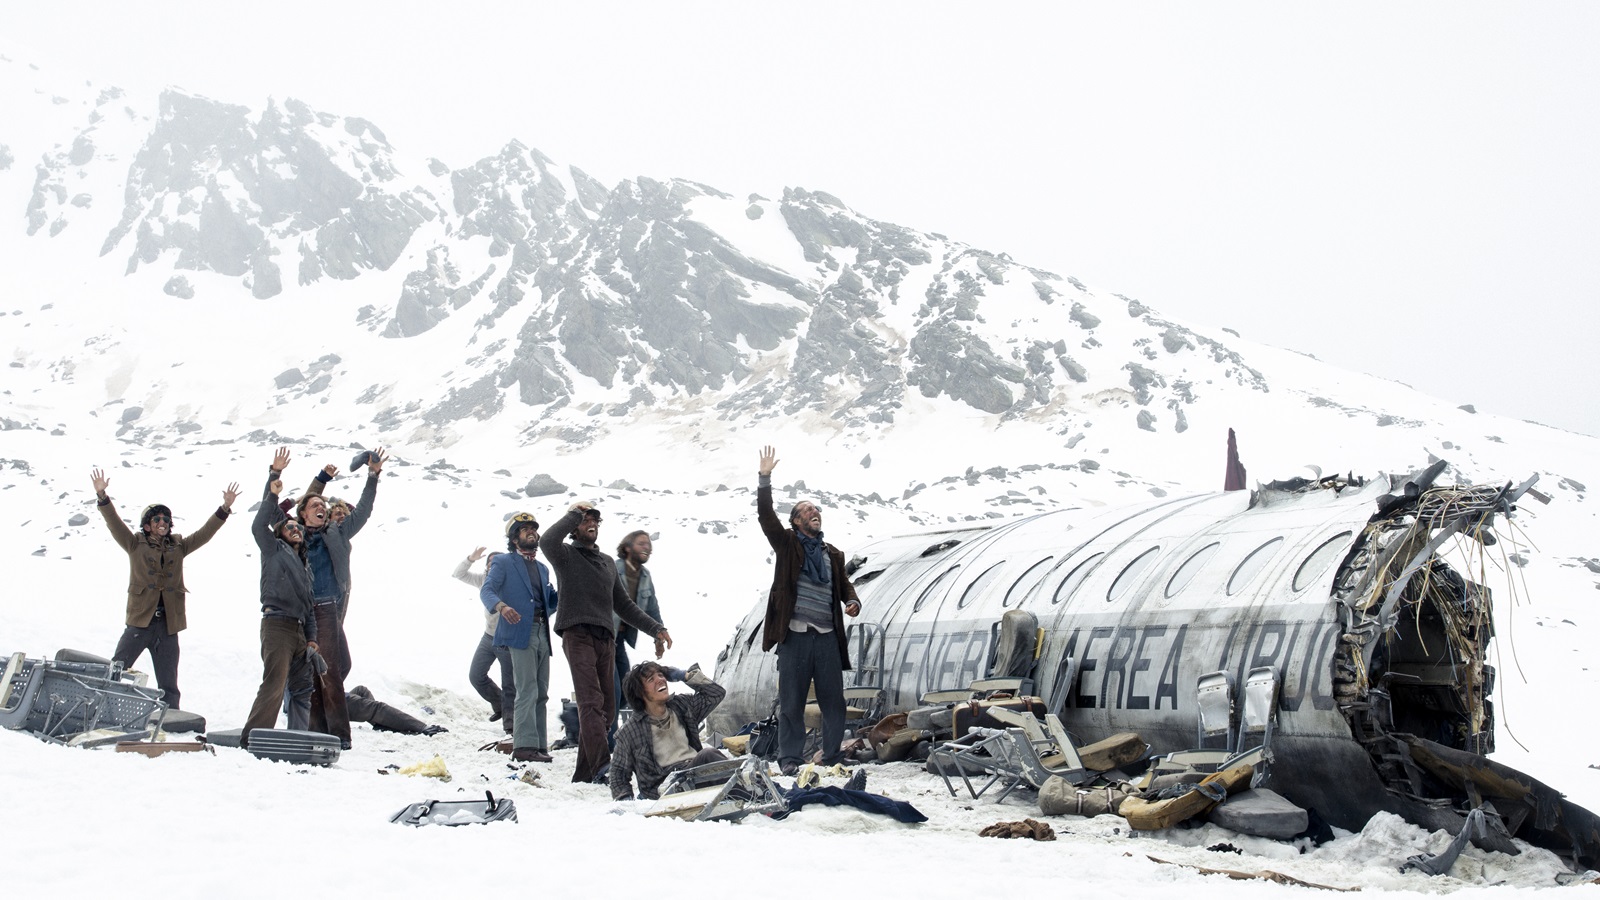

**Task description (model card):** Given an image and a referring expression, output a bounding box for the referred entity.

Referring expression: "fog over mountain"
[2,54,1594,500]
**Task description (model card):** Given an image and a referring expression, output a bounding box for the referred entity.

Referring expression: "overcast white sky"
[4,2,1596,435]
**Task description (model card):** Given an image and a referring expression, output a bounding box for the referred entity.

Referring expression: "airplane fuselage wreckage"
[712,461,1600,867]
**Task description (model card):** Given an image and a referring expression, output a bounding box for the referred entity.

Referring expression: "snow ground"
[2,431,1597,896]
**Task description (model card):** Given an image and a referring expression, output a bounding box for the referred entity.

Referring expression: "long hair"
[616,530,649,561]
[274,519,308,561]
[621,661,666,713]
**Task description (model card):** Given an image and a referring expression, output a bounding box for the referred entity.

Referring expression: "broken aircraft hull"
[713,466,1600,867]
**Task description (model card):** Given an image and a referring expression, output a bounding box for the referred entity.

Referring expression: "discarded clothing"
[979,818,1057,841]
[776,786,926,824]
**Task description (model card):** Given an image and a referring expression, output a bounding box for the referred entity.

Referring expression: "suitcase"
[161,709,207,734]
[950,696,1047,739]
[391,792,518,827]
[1078,732,1149,772]
[243,728,341,766]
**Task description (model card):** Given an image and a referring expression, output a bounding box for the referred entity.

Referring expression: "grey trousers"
[112,619,182,709]
[776,628,846,767]
[506,625,550,752]
[469,632,516,731]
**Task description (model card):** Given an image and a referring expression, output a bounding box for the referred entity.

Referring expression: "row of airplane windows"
[901,530,1355,613]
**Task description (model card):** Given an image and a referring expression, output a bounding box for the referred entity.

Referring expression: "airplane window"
[1166,542,1220,599]
[1108,546,1161,603]
[957,562,1009,609]
[851,568,885,587]
[1293,531,1353,592]
[1004,557,1055,607]
[1227,536,1285,596]
[913,564,962,612]
[1051,553,1103,605]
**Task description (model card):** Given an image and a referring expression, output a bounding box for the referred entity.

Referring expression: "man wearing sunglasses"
[90,467,240,710]
[542,501,672,784]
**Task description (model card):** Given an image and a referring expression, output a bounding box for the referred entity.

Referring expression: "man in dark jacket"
[241,451,318,747]
[542,502,672,784]
[756,445,861,775]
[90,467,239,710]
[281,450,385,746]
[481,513,559,763]
[609,661,725,800]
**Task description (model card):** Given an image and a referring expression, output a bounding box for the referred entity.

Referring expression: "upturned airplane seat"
[1149,670,1238,777]
[647,755,787,822]
[913,610,1043,706]
[929,705,1089,801]
[1233,666,1280,784]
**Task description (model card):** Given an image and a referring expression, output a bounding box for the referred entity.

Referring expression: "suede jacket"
[96,496,229,634]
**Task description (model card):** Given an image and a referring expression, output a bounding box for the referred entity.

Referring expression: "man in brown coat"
[756,446,860,775]
[91,467,239,710]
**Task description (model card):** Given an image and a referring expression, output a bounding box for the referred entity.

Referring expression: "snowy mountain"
[3,53,1600,894]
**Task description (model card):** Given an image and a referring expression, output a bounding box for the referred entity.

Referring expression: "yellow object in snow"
[397,755,452,782]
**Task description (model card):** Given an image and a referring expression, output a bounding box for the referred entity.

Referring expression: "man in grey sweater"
[541,501,672,784]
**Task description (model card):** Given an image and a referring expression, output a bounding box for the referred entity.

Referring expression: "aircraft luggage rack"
[0,652,167,745]
[647,756,787,822]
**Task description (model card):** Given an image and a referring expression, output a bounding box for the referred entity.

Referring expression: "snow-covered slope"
[2,52,1598,895]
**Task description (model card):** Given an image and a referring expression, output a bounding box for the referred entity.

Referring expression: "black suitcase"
[391,792,518,827]
[242,728,341,766]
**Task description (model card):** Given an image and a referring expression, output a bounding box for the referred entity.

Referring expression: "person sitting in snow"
[90,467,239,710]
[608,661,726,801]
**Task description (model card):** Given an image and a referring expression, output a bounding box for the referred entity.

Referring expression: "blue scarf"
[797,531,831,585]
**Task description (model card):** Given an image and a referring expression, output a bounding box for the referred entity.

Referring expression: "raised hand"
[222,482,241,509]
[272,446,291,473]
[367,447,388,474]
[90,467,109,497]
[759,445,778,477]
[322,464,339,479]
[468,546,486,562]
[270,479,284,497]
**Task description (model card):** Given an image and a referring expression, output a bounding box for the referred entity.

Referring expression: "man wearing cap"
[542,502,672,784]
[481,513,558,762]
[755,445,861,776]
[89,467,240,710]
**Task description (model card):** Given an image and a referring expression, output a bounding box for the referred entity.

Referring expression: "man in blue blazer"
[481,513,559,762]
